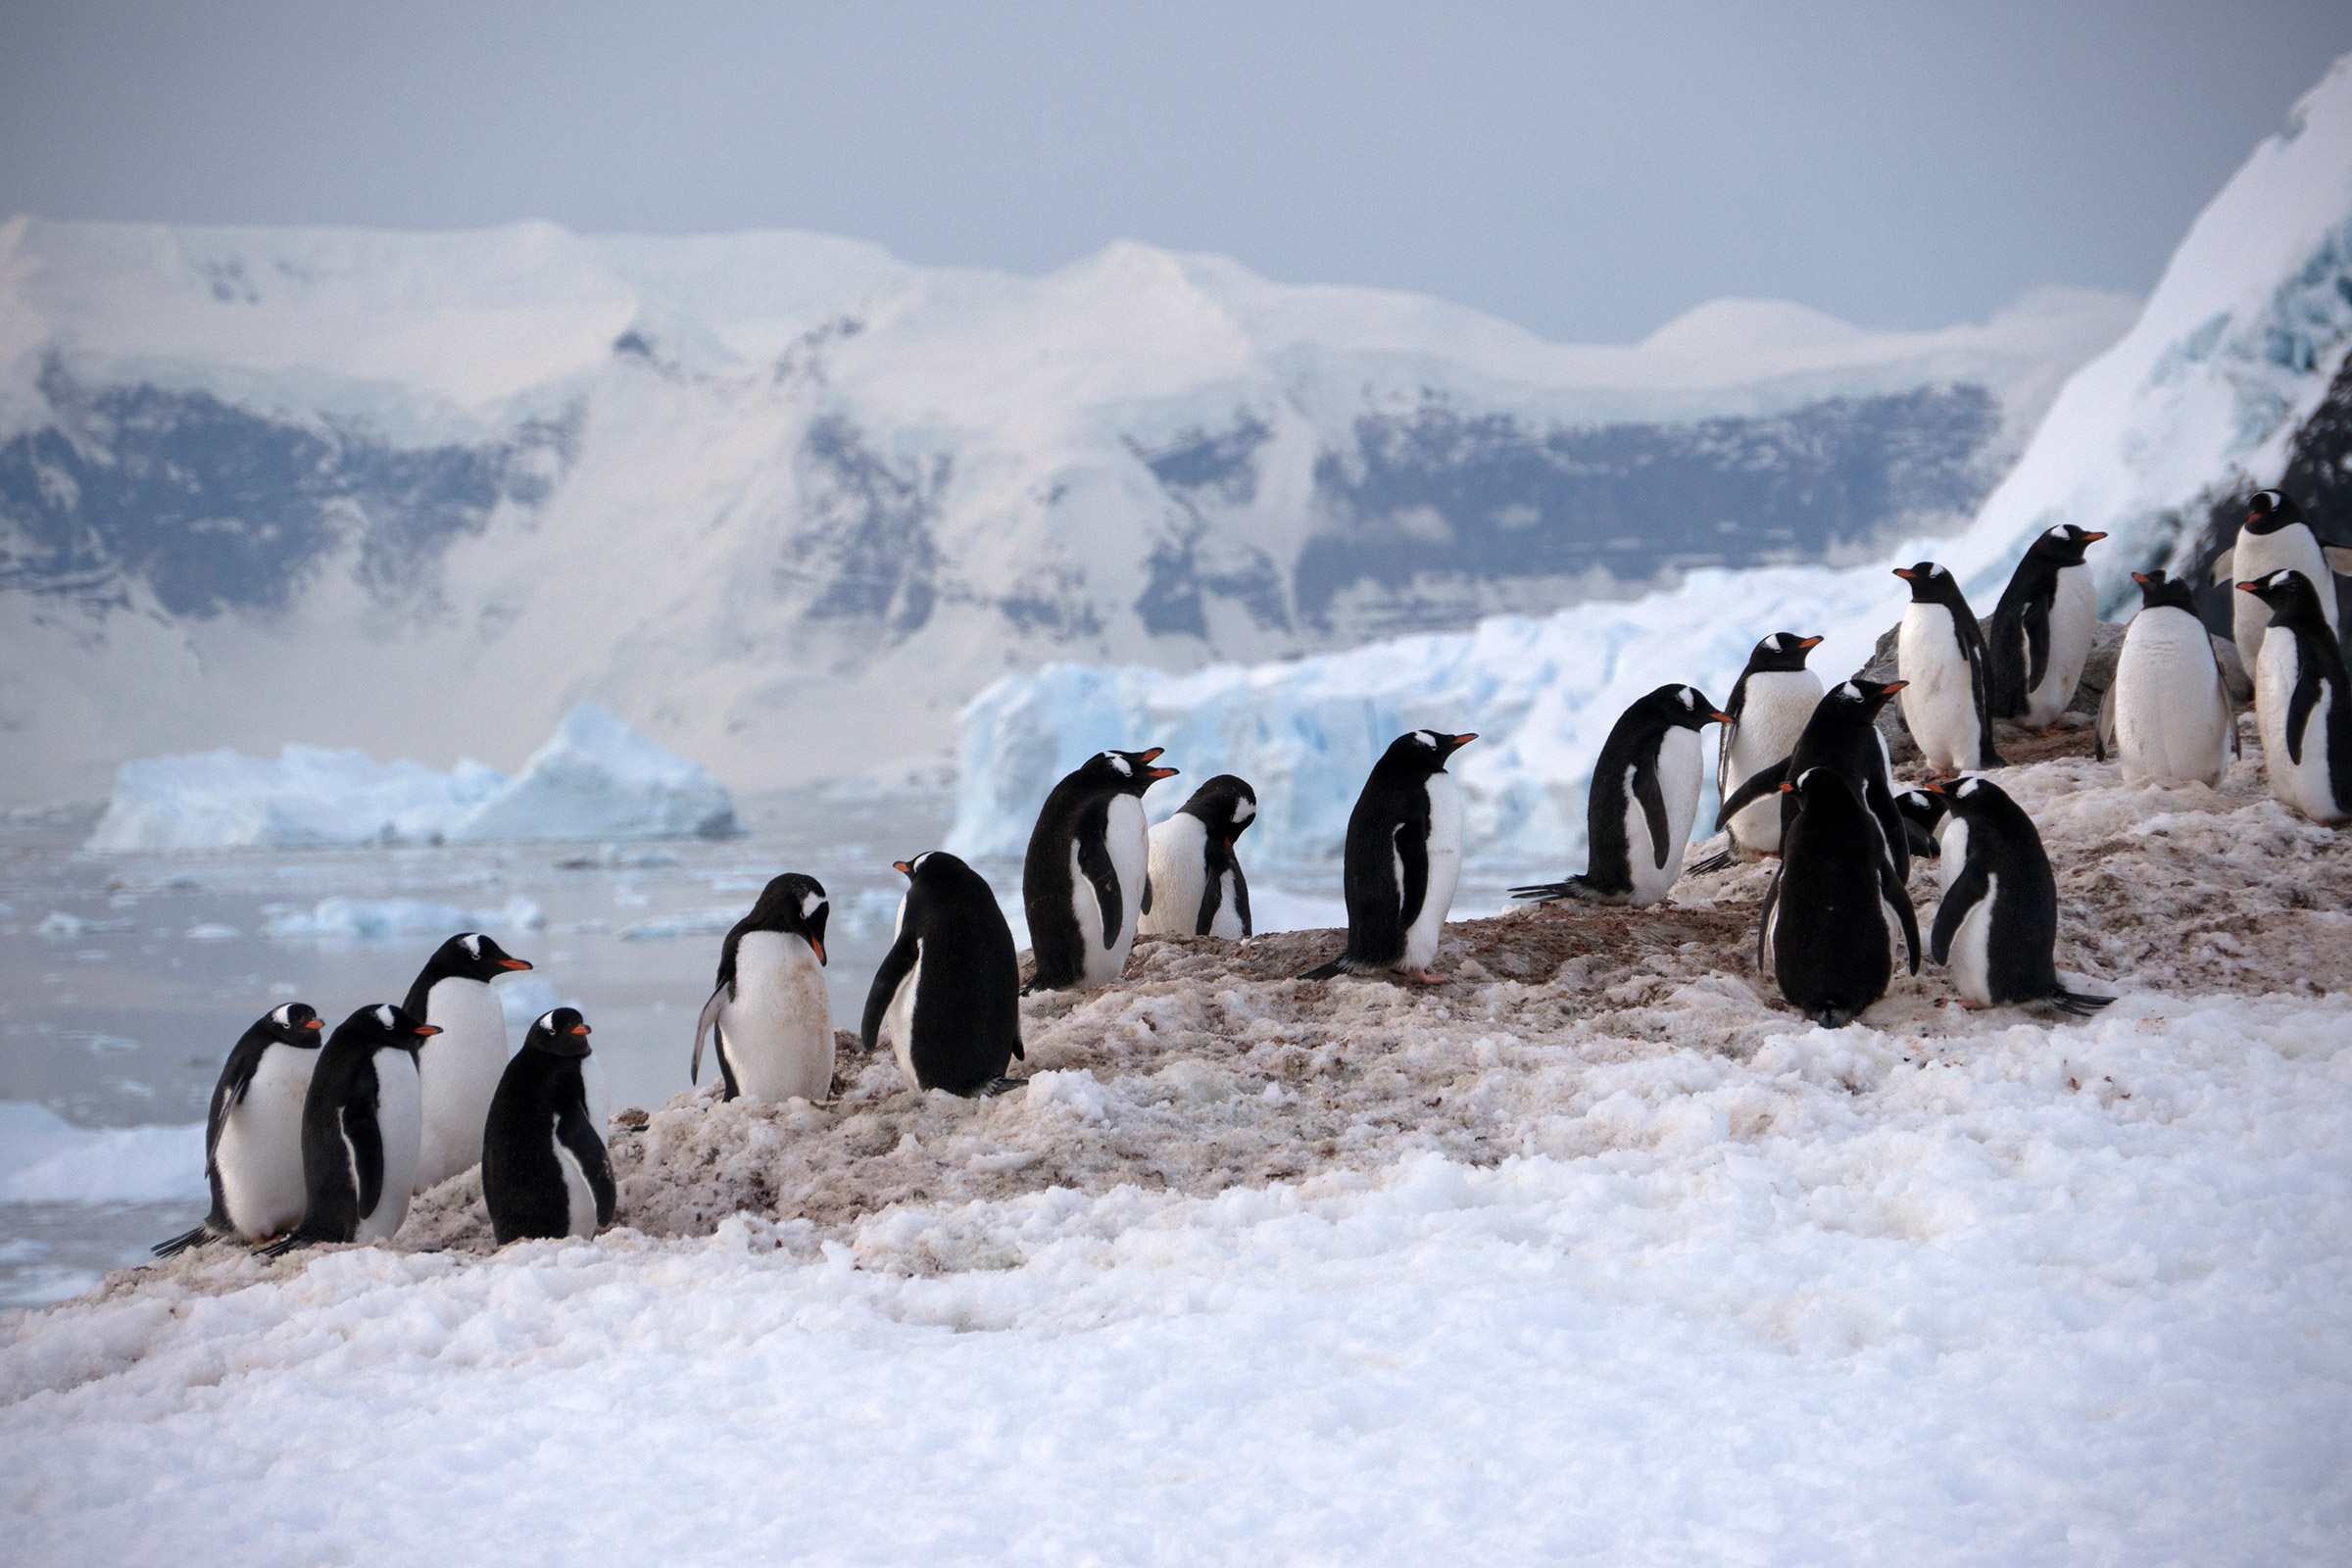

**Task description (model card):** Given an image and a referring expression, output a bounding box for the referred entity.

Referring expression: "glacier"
[86,701,734,851]
[949,56,2352,870]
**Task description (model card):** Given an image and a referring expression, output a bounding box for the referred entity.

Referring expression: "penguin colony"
[150,488,2348,1260]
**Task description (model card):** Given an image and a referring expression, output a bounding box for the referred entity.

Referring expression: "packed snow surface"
[85,703,734,852]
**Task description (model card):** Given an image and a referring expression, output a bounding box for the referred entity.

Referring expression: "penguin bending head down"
[1514,686,1726,907]
[1139,774,1257,939]
[1926,777,2115,1016]
[1893,563,2004,774]
[262,1004,437,1255]
[1758,768,1920,1028]
[1305,730,1476,982]
[2095,570,2237,789]
[153,1004,326,1257]
[403,931,533,1195]
[863,851,1026,1096]
[2212,489,2352,677]
[1988,524,2107,726]
[1023,748,1179,992]
[2238,570,2352,824]
[483,1008,616,1245]
[693,872,833,1103]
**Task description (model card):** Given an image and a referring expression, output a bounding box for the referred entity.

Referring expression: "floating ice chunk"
[182,924,241,942]
[454,704,737,843]
[554,844,684,869]
[615,906,741,942]
[34,912,137,936]
[0,1102,206,1203]
[87,745,507,852]
[265,895,546,940]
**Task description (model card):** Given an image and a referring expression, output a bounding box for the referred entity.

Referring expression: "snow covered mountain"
[0,210,2130,803]
[948,55,2352,868]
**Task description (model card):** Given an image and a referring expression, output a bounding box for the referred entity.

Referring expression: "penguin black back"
[1304,730,1475,977]
[1023,749,1178,991]
[862,852,1026,1095]
[1760,768,1919,1028]
[1988,524,2106,719]
[483,1007,616,1245]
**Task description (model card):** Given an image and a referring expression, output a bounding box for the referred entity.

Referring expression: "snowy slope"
[0,215,2129,805]
[949,56,2352,868]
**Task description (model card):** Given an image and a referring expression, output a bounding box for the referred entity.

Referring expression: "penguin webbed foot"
[1408,968,1447,986]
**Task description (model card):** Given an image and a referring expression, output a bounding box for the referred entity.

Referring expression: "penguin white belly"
[214,1046,318,1238]
[1139,815,1208,937]
[1208,871,1246,939]
[2257,636,2344,822]
[554,1120,600,1239]
[1936,817,1968,897]
[1402,773,1464,970]
[2231,531,2334,676]
[1100,794,1148,979]
[413,976,508,1193]
[884,947,923,1092]
[1724,672,1821,855]
[1947,873,1998,1005]
[1628,728,1703,906]
[717,931,834,1102]
[2023,564,2098,725]
[579,1054,611,1139]
[1898,605,1982,771]
[2115,609,2230,787]
[358,1054,422,1243]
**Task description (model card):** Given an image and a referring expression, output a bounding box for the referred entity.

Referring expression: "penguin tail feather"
[1298,956,1351,981]
[254,1234,310,1260]
[151,1224,215,1259]
[1811,1005,1857,1029]
[971,1077,1028,1099]
[1683,850,1736,877]
[2050,989,2118,1017]
[1509,877,1626,906]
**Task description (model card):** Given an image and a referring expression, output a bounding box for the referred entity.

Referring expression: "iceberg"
[263,896,546,940]
[451,703,737,843]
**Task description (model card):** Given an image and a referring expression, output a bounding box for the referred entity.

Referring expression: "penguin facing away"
[153,1004,326,1256]
[263,1004,436,1254]
[2211,489,2352,676]
[1304,730,1477,981]
[1024,748,1180,992]
[1139,774,1257,938]
[1716,633,1826,861]
[2096,570,2238,788]
[1715,678,1914,888]
[483,1007,616,1245]
[2239,570,2352,824]
[862,851,1026,1096]
[1758,768,1920,1028]
[1927,777,2116,1016]
[1513,686,1726,908]
[403,931,533,1194]
[692,873,833,1103]
[1893,562,2004,774]
[1988,524,2107,725]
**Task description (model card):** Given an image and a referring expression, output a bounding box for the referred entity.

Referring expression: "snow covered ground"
[5,729,2348,1563]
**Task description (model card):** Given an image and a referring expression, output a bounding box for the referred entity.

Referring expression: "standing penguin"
[1304,730,1477,981]
[263,1004,435,1253]
[1714,679,1914,887]
[1893,786,1946,864]
[152,1004,326,1256]
[1139,774,1257,938]
[692,873,833,1103]
[862,851,1026,1095]
[2212,490,2352,676]
[1988,524,2107,726]
[482,1007,616,1245]
[1513,687,1725,907]
[1894,563,2004,774]
[1758,769,1920,1028]
[2239,570,2352,824]
[2096,570,2237,788]
[1927,777,2116,1015]
[1023,749,1179,991]
[1715,633,1826,861]
[403,932,533,1194]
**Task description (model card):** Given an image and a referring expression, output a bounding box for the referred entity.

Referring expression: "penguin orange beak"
[569,1024,590,1036]
[1798,636,1824,649]
[2083,532,2107,542]
[1881,680,1909,694]
[1892,567,1917,579]
[414,1024,441,1037]
[1138,748,1164,762]
[499,957,531,970]
[2132,572,2152,585]
[1921,782,1945,795]
[2235,581,2261,594]
[1779,781,1796,794]
[810,938,827,965]
[1147,766,1180,780]
[304,1018,323,1030]
[893,859,914,876]
[1711,711,1735,724]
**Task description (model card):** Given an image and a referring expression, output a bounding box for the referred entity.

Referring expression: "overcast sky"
[3,2,2345,342]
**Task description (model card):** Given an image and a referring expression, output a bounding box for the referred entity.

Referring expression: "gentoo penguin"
[862,851,1025,1095]
[403,932,532,1194]
[1512,687,1725,907]
[1758,768,1919,1028]
[1893,786,1946,864]
[1894,563,2004,774]
[1303,730,1477,981]
[1023,748,1179,991]
[152,1004,326,1256]
[1714,678,1913,887]
[1927,777,2116,1015]
[2096,570,2237,788]
[692,873,833,1103]
[1988,524,2107,726]
[1139,774,1257,938]
[1715,633,1826,861]
[262,1004,435,1253]
[2239,570,2352,824]
[482,1007,615,1245]
[2212,489,2352,676]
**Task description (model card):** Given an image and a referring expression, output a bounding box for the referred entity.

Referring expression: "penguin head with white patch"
[1891,561,1971,607]
[2131,569,2195,614]
[422,931,534,985]
[1894,786,1947,835]
[261,1002,326,1048]
[1823,677,1906,722]
[1378,730,1478,776]
[1781,765,1861,814]
[2242,489,2307,537]
[742,872,830,965]
[524,1006,594,1059]
[342,1002,439,1053]
[1923,773,2008,822]
[1177,774,1259,846]
[2237,567,2329,624]
[1074,748,1180,798]
[1745,632,1825,674]
[2020,522,2108,566]
[1631,684,1732,733]
[891,850,971,887]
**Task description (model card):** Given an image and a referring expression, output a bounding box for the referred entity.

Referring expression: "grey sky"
[2,1,2345,342]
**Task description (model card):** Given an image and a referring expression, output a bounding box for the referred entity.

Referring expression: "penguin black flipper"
[1755,864,1782,976]
[690,984,729,1087]
[1231,860,1252,938]
[2094,681,2116,762]
[2287,658,2322,767]
[1929,855,1991,968]
[1714,757,1791,832]
[1880,850,1921,976]
[1864,778,1911,888]
[554,1100,617,1229]
[1632,735,1673,870]
[2020,596,2052,700]
[1195,839,1227,936]
[1139,873,1153,917]
[347,1099,386,1235]
[860,930,920,1055]
[1395,820,1430,937]
[1076,817,1124,952]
